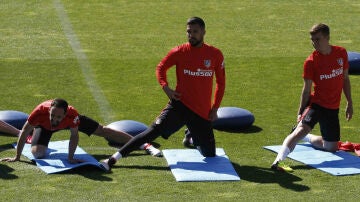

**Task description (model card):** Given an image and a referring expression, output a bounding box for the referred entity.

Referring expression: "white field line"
[53,0,113,123]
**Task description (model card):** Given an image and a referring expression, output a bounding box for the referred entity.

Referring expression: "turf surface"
[1,0,360,201]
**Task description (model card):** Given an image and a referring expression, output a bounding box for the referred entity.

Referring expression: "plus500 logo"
[184,69,213,77]
[319,67,343,80]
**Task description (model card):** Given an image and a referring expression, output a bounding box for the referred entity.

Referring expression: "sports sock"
[273,146,290,165]
[111,152,122,161]
[302,134,312,143]
[139,143,148,150]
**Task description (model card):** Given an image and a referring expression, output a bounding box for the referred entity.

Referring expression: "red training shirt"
[27,100,80,131]
[156,42,226,120]
[303,45,349,109]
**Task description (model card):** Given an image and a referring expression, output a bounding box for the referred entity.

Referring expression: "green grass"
[1,0,360,201]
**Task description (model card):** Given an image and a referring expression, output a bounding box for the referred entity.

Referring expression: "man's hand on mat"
[0,157,19,162]
[68,158,85,164]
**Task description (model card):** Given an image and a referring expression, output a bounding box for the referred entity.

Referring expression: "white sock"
[273,146,290,165]
[139,143,149,150]
[302,134,312,143]
[111,152,122,160]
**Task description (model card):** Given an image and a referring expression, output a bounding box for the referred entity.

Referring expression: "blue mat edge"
[263,144,360,176]
[13,140,104,174]
[162,148,240,182]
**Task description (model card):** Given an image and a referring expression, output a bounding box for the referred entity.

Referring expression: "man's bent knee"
[31,145,47,159]
[293,123,312,137]
[197,146,216,157]
[324,141,338,152]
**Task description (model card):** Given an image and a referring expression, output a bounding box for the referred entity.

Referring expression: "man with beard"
[100,17,226,171]
[1,98,161,164]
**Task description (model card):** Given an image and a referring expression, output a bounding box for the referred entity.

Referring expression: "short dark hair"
[51,98,68,113]
[187,17,205,29]
[310,23,330,36]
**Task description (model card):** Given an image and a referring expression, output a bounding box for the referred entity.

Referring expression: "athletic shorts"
[301,103,340,142]
[78,115,99,135]
[153,99,215,156]
[32,115,99,146]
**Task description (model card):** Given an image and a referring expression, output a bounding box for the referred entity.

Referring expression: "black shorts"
[301,103,340,142]
[78,115,99,136]
[32,127,56,147]
[32,115,99,146]
[152,100,215,156]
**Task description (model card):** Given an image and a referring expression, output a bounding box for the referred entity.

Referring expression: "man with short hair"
[100,16,226,171]
[1,98,160,164]
[271,23,353,172]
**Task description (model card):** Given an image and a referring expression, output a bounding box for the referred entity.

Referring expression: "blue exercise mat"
[264,143,360,176]
[162,148,240,182]
[13,140,104,174]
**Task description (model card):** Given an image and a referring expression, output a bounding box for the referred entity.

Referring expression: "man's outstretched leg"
[100,126,162,171]
[271,123,311,172]
[93,125,162,157]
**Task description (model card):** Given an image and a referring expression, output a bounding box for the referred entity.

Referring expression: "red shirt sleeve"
[212,53,226,109]
[156,47,179,87]
[303,54,314,80]
[67,106,80,128]
[342,48,349,70]
[27,101,50,126]
[27,106,43,126]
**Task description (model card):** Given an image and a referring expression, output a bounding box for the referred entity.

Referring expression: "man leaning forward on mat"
[271,23,353,172]
[100,16,226,171]
[1,98,160,164]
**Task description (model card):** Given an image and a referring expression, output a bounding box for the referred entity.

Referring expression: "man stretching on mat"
[1,98,160,164]
[99,16,226,171]
[271,23,353,172]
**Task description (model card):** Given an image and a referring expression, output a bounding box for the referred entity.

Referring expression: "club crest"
[73,116,80,124]
[337,58,343,66]
[204,60,211,68]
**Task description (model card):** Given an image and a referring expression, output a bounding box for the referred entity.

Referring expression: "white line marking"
[53,0,113,123]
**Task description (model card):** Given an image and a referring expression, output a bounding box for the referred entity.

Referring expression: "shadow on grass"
[0,133,18,137]
[232,163,310,192]
[0,142,20,179]
[85,153,168,174]
[107,141,161,149]
[92,149,163,160]
[215,125,263,134]
[112,164,169,171]
[62,154,169,181]
[0,143,15,152]
[59,165,114,181]
[0,163,18,179]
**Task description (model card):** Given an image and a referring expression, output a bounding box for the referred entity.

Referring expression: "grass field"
[1,0,360,201]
